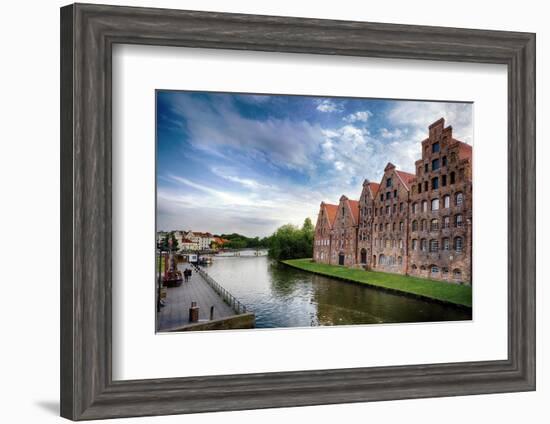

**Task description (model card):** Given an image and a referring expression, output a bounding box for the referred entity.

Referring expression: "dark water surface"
[203,255,471,328]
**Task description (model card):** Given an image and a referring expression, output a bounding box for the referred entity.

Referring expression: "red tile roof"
[395,170,416,190]
[347,199,360,224]
[323,203,339,228]
[368,182,380,195]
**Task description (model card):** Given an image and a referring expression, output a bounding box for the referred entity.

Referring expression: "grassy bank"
[281,259,472,308]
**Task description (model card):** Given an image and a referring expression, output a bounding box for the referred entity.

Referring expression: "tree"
[267,217,314,260]
[302,217,314,233]
[160,232,179,251]
[219,233,270,249]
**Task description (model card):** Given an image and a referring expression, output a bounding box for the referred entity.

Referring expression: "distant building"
[330,195,359,266]
[211,236,230,249]
[313,118,472,284]
[180,238,199,251]
[184,231,215,250]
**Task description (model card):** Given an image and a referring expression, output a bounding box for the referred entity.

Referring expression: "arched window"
[430,219,439,231]
[450,171,456,184]
[456,192,464,206]
[379,254,386,265]
[412,220,418,231]
[442,237,450,250]
[453,268,462,281]
[392,222,396,231]
[454,237,464,252]
[420,265,426,271]
[412,239,418,250]
[431,198,439,210]
[421,219,427,231]
[429,239,439,252]
[398,256,403,265]
[422,200,428,212]
[399,239,403,249]
[455,214,463,228]
[431,265,439,274]
[421,239,427,251]
[399,221,404,231]
[412,202,418,214]
[443,195,450,208]
[411,264,417,271]
[443,216,450,229]
[450,152,457,163]
[385,223,389,231]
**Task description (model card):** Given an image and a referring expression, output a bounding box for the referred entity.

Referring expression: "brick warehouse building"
[313,118,472,284]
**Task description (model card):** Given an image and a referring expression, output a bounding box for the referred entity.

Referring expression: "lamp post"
[157,242,163,313]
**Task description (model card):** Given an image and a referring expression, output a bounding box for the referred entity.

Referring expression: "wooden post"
[189,301,199,323]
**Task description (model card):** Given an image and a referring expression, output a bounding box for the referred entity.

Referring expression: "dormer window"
[386,178,392,187]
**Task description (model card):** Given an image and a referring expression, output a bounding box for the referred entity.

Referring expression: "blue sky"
[157,91,472,237]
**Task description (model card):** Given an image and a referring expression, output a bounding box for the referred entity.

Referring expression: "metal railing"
[193,265,249,315]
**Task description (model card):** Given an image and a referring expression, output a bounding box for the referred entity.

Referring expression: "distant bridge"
[216,249,268,257]
[176,248,268,257]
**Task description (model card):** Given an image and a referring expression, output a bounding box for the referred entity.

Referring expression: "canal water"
[203,253,471,328]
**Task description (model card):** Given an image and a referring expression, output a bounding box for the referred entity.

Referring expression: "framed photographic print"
[60,3,536,420]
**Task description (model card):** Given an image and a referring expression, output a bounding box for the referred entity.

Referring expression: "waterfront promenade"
[158,265,241,331]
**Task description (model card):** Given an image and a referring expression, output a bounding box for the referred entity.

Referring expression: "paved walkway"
[158,265,236,331]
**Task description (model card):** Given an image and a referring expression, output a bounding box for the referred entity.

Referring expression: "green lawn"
[281,259,472,308]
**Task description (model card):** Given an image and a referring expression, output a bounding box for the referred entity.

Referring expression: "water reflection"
[203,255,471,329]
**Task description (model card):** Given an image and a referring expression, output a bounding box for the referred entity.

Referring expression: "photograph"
[155,90,473,332]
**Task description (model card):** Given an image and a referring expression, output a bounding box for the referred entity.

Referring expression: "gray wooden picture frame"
[60,3,536,421]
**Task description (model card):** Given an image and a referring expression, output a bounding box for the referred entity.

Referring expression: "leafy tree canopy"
[267,218,314,260]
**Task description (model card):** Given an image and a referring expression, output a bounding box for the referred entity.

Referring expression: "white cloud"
[334,161,345,171]
[315,99,344,113]
[210,167,272,190]
[387,101,473,145]
[158,175,325,237]
[343,110,372,123]
[170,95,323,171]
[380,127,406,139]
